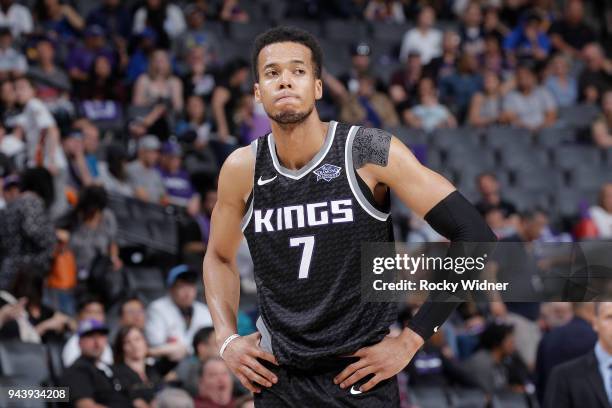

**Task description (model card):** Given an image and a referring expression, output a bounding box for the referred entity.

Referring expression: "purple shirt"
[66,46,116,73]
[157,167,195,206]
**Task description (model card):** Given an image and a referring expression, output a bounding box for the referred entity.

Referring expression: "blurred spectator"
[389,51,423,108]
[132,49,183,139]
[0,0,33,37]
[235,395,254,408]
[503,12,551,63]
[158,140,200,213]
[61,318,131,407]
[592,90,612,148]
[127,135,167,204]
[28,36,73,116]
[501,63,557,131]
[56,186,121,275]
[176,94,212,147]
[544,54,578,107]
[0,25,26,79]
[33,0,85,42]
[468,70,505,127]
[0,78,19,134]
[133,0,186,49]
[536,302,596,403]
[339,73,399,128]
[544,302,612,408]
[588,182,612,238]
[62,295,113,366]
[339,42,384,95]
[113,326,163,406]
[145,265,213,354]
[462,321,530,394]
[578,43,612,104]
[474,172,517,227]
[425,30,461,83]
[194,357,236,408]
[539,302,574,331]
[175,326,216,396]
[67,25,117,94]
[181,46,216,103]
[182,183,217,255]
[86,0,132,41]
[363,0,406,23]
[499,0,530,29]
[482,6,509,45]
[219,0,249,23]
[403,77,457,132]
[399,6,442,65]
[98,144,134,197]
[549,0,596,58]
[155,388,194,408]
[62,130,92,189]
[73,118,102,179]
[211,58,249,142]
[440,53,483,119]
[118,297,147,331]
[0,167,55,289]
[78,54,126,109]
[126,28,158,84]
[175,4,220,62]
[459,2,484,56]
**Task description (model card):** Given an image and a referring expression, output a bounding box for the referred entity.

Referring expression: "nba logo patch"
[313,163,341,182]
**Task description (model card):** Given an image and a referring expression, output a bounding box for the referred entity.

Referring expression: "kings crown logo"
[313,163,342,182]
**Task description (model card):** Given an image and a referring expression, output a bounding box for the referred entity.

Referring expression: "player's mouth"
[275,93,299,103]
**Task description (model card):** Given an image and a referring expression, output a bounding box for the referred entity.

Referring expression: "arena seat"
[558,104,601,129]
[278,19,323,36]
[513,167,565,191]
[503,187,551,212]
[552,145,601,171]
[228,22,269,41]
[430,127,482,150]
[482,127,531,149]
[498,146,550,171]
[0,341,50,386]
[388,126,428,146]
[449,387,488,408]
[410,386,451,408]
[125,266,166,304]
[370,22,410,45]
[324,19,369,43]
[535,127,577,147]
[491,391,530,408]
[569,166,612,190]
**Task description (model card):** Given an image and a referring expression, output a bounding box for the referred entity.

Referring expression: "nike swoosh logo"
[257,175,277,186]
[350,386,363,395]
[433,326,439,333]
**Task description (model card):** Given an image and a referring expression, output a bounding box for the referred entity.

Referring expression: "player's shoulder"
[218,145,255,200]
[221,145,255,176]
[350,126,394,169]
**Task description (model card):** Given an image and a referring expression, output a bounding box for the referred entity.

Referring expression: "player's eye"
[295,68,305,75]
[265,70,278,77]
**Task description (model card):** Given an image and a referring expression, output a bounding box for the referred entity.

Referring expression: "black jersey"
[242,121,397,370]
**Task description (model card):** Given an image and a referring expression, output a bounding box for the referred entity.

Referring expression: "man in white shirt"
[0,26,26,77]
[0,0,32,37]
[146,265,213,353]
[399,5,442,65]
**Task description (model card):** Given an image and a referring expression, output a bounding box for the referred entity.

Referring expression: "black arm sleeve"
[406,190,497,342]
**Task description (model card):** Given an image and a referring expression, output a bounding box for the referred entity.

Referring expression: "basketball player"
[203,27,496,407]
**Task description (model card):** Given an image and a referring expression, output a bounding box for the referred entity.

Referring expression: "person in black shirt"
[549,0,596,58]
[475,172,518,220]
[61,319,132,408]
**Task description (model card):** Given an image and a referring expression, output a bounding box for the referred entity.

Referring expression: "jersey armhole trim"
[345,126,390,222]
[241,138,258,232]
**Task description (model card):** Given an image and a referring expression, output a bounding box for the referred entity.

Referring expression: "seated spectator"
[0,0,33,37]
[211,58,249,141]
[468,70,505,127]
[33,0,84,42]
[126,28,158,84]
[0,79,19,135]
[0,25,27,80]
[176,94,213,148]
[98,144,134,197]
[154,388,195,408]
[592,90,612,148]
[132,49,183,139]
[425,30,461,83]
[145,265,213,356]
[439,53,483,119]
[73,118,102,179]
[339,73,399,128]
[175,5,220,63]
[86,0,131,42]
[27,36,73,117]
[0,167,55,290]
[133,0,186,49]
[363,0,405,23]
[501,63,557,131]
[61,319,131,407]
[503,12,551,63]
[474,172,518,224]
[181,183,217,255]
[399,6,442,65]
[194,358,236,408]
[126,135,167,204]
[459,2,485,56]
[462,321,530,394]
[158,141,200,213]
[62,130,93,189]
[78,55,126,122]
[339,42,385,95]
[536,302,596,403]
[113,326,163,406]
[544,54,578,107]
[549,0,596,58]
[403,77,457,132]
[219,0,249,23]
[578,43,612,104]
[62,295,113,366]
[118,297,147,331]
[482,6,509,46]
[175,326,216,396]
[589,182,612,238]
[480,34,509,78]
[389,51,423,107]
[181,46,216,103]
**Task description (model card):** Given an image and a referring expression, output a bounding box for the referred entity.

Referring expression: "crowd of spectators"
[0,0,611,407]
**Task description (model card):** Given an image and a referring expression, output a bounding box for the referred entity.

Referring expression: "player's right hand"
[221,332,279,393]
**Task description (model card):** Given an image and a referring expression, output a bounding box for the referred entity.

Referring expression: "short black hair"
[20,167,54,208]
[479,321,514,350]
[192,326,215,352]
[251,26,323,82]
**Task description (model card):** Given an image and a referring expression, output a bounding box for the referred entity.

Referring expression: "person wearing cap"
[66,24,116,87]
[126,135,167,204]
[61,318,132,408]
[0,24,26,79]
[1,173,19,206]
[145,265,213,358]
[158,140,199,213]
[338,42,383,95]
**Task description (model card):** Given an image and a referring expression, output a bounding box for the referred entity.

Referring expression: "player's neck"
[270,113,328,171]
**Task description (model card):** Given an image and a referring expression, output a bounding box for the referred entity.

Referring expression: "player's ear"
[314,78,323,100]
[254,83,261,103]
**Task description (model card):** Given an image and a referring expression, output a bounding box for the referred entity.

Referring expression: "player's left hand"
[333,328,424,393]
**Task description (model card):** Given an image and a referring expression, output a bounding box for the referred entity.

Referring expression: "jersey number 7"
[289,236,314,279]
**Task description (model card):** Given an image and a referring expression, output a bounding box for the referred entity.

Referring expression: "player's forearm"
[203,251,241,346]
